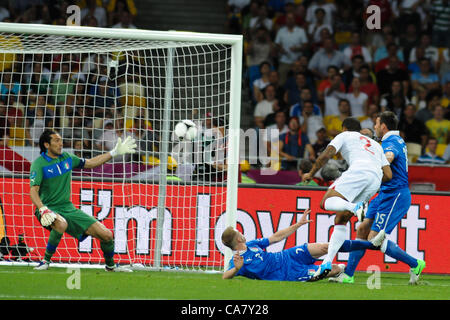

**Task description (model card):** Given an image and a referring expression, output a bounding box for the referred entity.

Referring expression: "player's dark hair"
[39,129,57,154]
[378,111,398,130]
[342,117,361,132]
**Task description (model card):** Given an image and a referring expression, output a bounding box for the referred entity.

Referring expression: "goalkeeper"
[30,129,137,271]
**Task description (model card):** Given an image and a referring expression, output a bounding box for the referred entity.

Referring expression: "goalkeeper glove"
[110,136,137,157]
[39,206,56,227]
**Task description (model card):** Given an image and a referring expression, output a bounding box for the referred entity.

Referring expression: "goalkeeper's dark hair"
[342,117,361,132]
[378,111,398,130]
[39,129,57,154]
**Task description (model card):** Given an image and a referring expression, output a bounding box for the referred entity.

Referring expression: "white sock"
[323,225,347,264]
[324,197,355,212]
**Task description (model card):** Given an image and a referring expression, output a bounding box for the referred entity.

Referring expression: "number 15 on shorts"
[374,212,387,231]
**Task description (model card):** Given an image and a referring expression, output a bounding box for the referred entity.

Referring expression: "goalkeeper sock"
[101,239,115,268]
[44,230,63,262]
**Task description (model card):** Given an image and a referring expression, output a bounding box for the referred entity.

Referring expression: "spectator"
[288,87,321,119]
[312,127,330,158]
[441,80,450,114]
[333,5,358,46]
[416,137,446,165]
[240,0,259,37]
[263,99,282,128]
[28,105,47,147]
[284,72,313,107]
[107,0,138,26]
[264,109,288,147]
[317,65,345,104]
[349,64,379,105]
[90,77,117,118]
[425,105,450,145]
[273,2,305,33]
[360,104,380,129]
[299,100,324,144]
[394,0,426,35]
[324,98,351,138]
[430,0,450,48]
[345,77,368,118]
[307,8,333,45]
[342,54,365,90]
[342,32,373,68]
[416,90,443,124]
[296,159,319,186]
[51,63,76,106]
[409,34,440,71]
[245,27,275,70]
[268,70,286,109]
[380,80,410,116]
[323,73,346,117]
[111,10,136,29]
[252,61,271,102]
[305,0,336,26]
[253,84,277,129]
[249,4,272,36]
[399,23,420,66]
[376,55,410,96]
[0,70,21,103]
[278,116,315,170]
[411,58,440,96]
[374,42,405,68]
[274,12,309,85]
[25,62,51,95]
[81,0,107,27]
[308,38,351,80]
[407,45,427,74]
[375,42,407,73]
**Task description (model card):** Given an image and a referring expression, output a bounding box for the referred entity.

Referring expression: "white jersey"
[329,131,389,180]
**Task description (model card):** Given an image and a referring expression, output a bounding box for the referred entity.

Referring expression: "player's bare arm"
[222,253,244,280]
[382,165,392,182]
[385,151,395,163]
[268,209,312,244]
[302,145,336,182]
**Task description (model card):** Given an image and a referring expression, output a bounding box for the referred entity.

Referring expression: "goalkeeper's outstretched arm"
[84,136,137,169]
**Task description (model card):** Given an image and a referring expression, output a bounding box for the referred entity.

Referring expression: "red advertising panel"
[0,178,449,274]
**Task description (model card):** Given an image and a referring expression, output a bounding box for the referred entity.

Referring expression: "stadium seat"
[406,143,422,163]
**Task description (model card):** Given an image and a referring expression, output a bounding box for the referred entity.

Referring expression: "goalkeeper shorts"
[35,203,98,240]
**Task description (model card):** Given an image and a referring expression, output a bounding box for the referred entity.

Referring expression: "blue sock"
[345,249,366,277]
[384,240,418,269]
[339,239,377,252]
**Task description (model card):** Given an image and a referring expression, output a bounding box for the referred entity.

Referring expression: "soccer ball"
[174,119,198,141]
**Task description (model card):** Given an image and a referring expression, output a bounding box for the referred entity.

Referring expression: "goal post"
[0,22,242,272]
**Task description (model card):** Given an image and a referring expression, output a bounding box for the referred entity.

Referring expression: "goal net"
[0,23,242,272]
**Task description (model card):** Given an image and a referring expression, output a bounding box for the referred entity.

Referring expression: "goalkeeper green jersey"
[30,151,85,208]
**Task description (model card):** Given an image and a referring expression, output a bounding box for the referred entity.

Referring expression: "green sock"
[43,230,63,263]
[101,240,115,267]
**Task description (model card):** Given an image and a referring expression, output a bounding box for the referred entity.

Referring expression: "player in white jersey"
[302,117,392,281]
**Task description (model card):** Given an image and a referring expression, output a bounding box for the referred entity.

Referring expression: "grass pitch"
[0,266,449,300]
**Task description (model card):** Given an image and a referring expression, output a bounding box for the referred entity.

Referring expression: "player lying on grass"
[30,129,136,272]
[221,209,380,281]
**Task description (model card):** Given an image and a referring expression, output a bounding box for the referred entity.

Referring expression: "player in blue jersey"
[221,209,381,282]
[329,111,426,285]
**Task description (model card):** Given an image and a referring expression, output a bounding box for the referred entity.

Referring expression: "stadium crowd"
[228,0,450,172]
[0,0,450,186]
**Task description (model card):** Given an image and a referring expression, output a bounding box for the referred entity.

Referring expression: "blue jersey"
[227,239,318,281]
[380,131,409,192]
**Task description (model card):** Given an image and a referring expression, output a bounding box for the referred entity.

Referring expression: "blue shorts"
[284,243,319,282]
[365,187,411,234]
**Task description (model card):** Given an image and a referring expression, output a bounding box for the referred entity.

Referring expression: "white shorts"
[329,168,381,203]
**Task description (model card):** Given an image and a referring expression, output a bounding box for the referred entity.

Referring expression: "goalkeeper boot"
[409,259,426,285]
[105,264,133,272]
[34,260,50,270]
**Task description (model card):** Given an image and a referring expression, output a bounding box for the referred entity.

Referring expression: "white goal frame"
[0,22,242,272]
